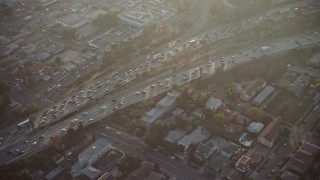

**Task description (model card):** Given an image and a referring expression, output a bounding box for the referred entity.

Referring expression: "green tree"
[175,115,190,130]
[213,113,225,125]
[246,106,264,120]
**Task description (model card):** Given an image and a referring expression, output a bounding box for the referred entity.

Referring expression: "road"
[89,126,208,180]
[0,31,319,166]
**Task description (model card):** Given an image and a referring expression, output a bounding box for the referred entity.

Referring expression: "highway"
[0,31,319,167]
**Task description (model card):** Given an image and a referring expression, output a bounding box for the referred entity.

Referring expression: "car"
[7,150,13,154]
[31,141,37,146]
[61,128,66,132]
[101,106,106,109]
[169,156,175,160]
[24,140,29,144]
[82,112,88,116]
[102,133,106,137]
[135,92,140,95]
[39,135,45,139]
[116,131,121,135]
[105,126,111,130]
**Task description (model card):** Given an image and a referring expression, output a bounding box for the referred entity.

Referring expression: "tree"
[92,11,119,29]
[213,113,225,125]
[66,127,76,137]
[55,56,62,64]
[280,127,291,137]
[175,115,190,130]
[246,106,264,120]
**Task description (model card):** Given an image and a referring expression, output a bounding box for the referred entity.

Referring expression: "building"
[22,44,36,54]
[240,78,266,101]
[194,143,215,161]
[52,153,64,165]
[145,172,166,180]
[235,155,254,172]
[245,149,263,165]
[257,121,279,148]
[204,156,228,176]
[61,62,78,72]
[247,122,264,133]
[164,129,185,144]
[205,97,222,111]
[309,52,320,66]
[119,11,154,29]
[45,168,61,180]
[177,126,211,150]
[126,163,153,180]
[252,86,275,105]
[81,166,102,180]
[142,90,180,126]
[78,138,111,168]
[220,142,240,159]
[286,75,311,97]
[280,170,300,180]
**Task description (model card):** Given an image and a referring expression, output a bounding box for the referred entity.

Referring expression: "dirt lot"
[265,90,311,125]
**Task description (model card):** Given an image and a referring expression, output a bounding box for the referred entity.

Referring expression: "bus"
[18,119,30,128]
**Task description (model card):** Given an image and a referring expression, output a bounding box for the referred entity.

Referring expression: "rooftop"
[164,129,185,143]
[205,97,222,111]
[78,138,110,167]
[244,77,266,95]
[259,121,279,141]
[253,85,275,105]
[247,122,264,133]
[177,126,211,149]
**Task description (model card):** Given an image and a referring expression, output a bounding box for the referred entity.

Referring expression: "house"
[286,74,311,97]
[240,78,266,101]
[164,129,185,144]
[204,156,228,176]
[77,138,112,169]
[239,133,254,147]
[81,166,102,180]
[257,121,279,148]
[192,108,204,119]
[141,90,180,127]
[221,167,242,180]
[280,170,300,180]
[235,155,254,172]
[247,122,264,133]
[245,149,263,165]
[299,142,320,154]
[172,107,184,116]
[126,163,153,180]
[287,149,314,174]
[194,143,215,161]
[177,126,211,150]
[52,153,64,165]
[252,86,275,105]
[205,136,228,152]
[206,97,222,111]
[220,142,240,159]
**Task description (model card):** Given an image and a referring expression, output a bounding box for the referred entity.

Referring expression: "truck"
[261,46,270,53]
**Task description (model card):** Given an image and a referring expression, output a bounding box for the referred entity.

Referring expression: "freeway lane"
[0,31,319,166]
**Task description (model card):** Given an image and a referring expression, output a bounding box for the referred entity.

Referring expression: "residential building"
[280,170,300,180]
[287,149,314,174]
[119,11,154,29]
[126,163,153,180]
[235,155,254,172]
[310,52,320,66]
[164,129,185,144]
[205,97,222,111]
[78,138,111,168]
[194,143,215,161]
[204,156,228,176]
[192,108,204,119]
[245,149,263,165]
[252,86,275,105]
[247,122,264,133]
[286,75,311,97]
[257,121,279,148]
[220,142,240,159]
[177,126,211,150]
[240,78,266,101]
[221,167,242,180]
[81,166,102,180]
[52,153,64,165]
[145,171,166,180]
[142,90,180,127]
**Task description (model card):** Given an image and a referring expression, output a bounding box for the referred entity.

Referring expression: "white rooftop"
[206,97,222,111]
[247,122,264,133]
